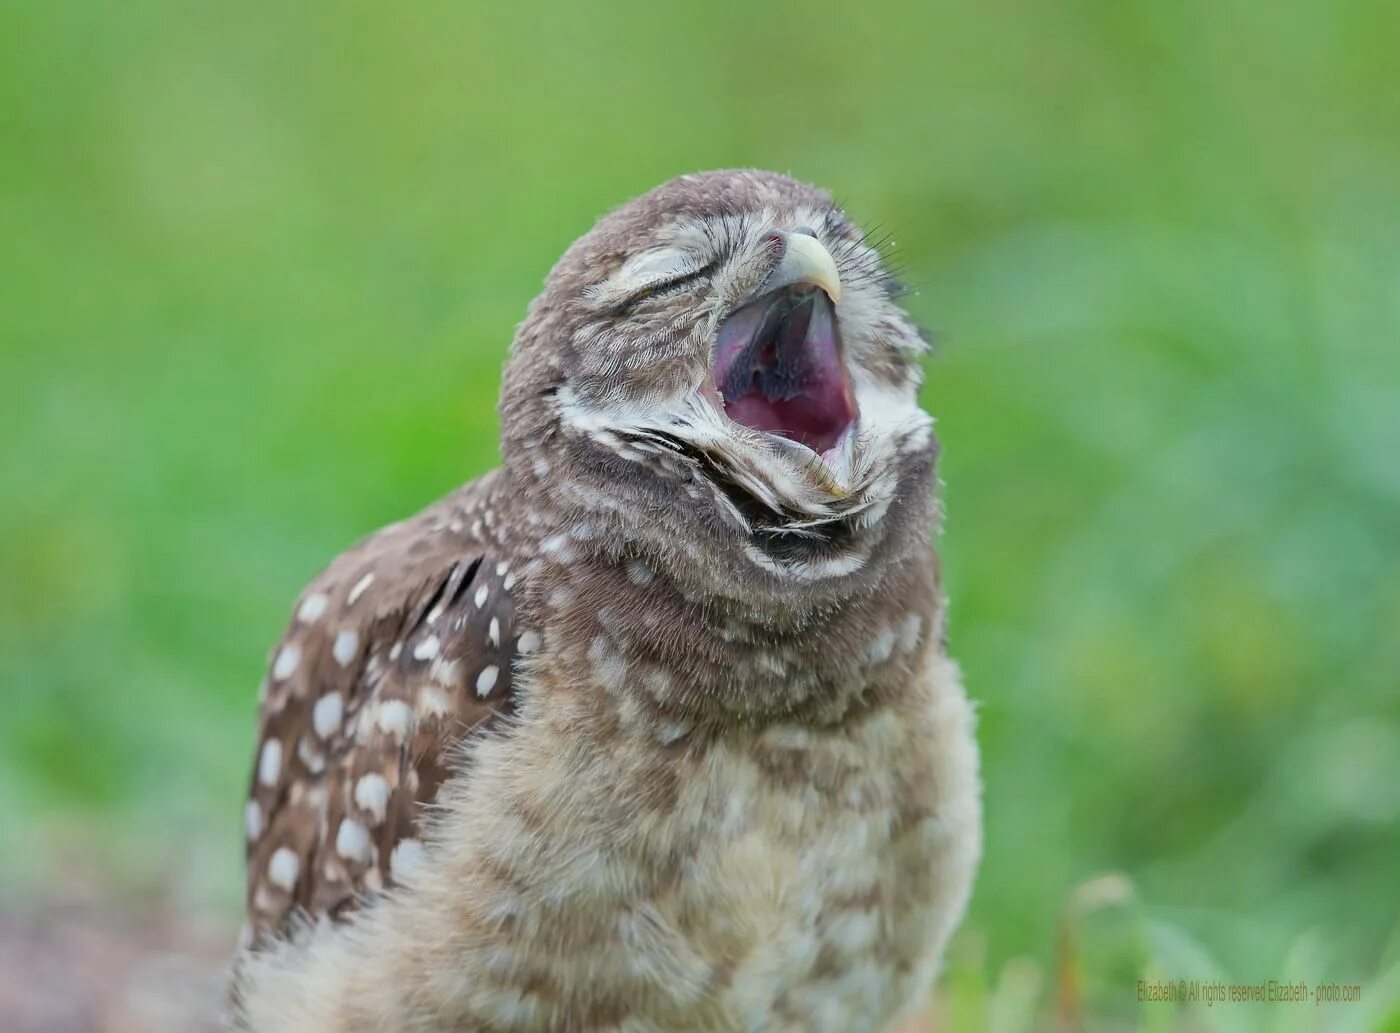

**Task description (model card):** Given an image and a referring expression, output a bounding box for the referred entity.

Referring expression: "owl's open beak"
[712,233,856,458]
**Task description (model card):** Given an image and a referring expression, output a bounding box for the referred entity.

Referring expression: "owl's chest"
[647,718,944,1031]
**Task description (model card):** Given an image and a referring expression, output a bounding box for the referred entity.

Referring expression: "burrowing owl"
[230,169,981,1032]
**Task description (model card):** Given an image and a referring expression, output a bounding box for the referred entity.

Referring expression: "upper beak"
[758,231,843,305]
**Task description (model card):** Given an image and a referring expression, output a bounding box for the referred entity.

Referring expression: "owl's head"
[501,170,936,609]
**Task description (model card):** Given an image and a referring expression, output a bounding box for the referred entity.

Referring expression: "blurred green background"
[3,1,1398,1029]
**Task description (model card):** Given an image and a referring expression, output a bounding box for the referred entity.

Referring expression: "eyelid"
[616,259,714,308]
[629,250,705,278]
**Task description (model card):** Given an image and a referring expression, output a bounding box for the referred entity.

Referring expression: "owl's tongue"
[713,289,856,456]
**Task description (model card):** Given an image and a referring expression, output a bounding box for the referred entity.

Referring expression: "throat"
[542,550,929,727]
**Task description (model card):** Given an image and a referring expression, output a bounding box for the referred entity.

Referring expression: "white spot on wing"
[272,644,301,680]
[297,593,328,623]
[335,819,372,864]
[376,700,413,739]
[267,847,299,891]
[312,693,343,739]
[296,736,325,774]
[333,630,359,667]
[258,739,282,786]
[419,685,450,717]
[474,585,489,609]
[488,617,500,648]
[354,773,391,824]
[347,573,374,606]
[413,635,440,661]
[428,657,459,686]
[517,630,541,654]
[244,800,263,841]
[476,665,499,697]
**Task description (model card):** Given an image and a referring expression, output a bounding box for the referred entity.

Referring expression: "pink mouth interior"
[712,289,856,456]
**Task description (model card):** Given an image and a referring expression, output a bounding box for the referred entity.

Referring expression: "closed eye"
[616,261,715,312]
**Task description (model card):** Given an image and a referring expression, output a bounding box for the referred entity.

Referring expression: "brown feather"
[243,473,526,939]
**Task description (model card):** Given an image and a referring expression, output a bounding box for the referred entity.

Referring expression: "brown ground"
[0,900,231,1033]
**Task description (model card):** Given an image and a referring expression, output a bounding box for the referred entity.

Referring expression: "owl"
[229,170,981,1032]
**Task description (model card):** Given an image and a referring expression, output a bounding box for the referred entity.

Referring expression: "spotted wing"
[242,481,525,940]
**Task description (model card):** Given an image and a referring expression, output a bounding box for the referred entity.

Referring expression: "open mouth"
[712,287,857,457]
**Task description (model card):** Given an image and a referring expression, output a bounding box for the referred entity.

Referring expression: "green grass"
[2,0,1398,1027]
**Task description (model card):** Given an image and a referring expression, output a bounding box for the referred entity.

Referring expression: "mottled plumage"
[244,473,525,933]
[230,169,981,1032]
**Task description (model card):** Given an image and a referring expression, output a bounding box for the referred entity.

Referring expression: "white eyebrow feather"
[618,247,694,282]
[583,247,704,307]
